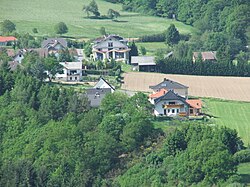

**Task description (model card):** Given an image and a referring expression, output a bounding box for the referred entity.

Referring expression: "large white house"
[56,62,82,81]
[92,35,130,63]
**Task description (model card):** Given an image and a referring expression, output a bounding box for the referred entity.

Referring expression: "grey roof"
[86,88,111,107]
[93,34,127,44]
[95,77,115,91]
[154,90,189,105]
[41,38,67,48]
[131,56,156,66]
[0,61,22,71]
[149,78,188,90]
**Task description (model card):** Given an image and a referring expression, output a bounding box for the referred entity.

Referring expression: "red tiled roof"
[149,88,168,98]
[0,36,17,42]
[186,99,202,109]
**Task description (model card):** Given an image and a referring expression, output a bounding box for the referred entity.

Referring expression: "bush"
[139,33,165,42]
[234,149,250,163]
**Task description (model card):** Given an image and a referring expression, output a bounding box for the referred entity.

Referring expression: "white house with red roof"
[0,36,17,46]
[149,79,202,117]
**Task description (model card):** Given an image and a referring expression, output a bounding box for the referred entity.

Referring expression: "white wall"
[154,99,188,116]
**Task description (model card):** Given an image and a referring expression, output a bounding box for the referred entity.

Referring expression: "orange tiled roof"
[149,88,168,99]
[186,99,202,109]
[0,36,17,42]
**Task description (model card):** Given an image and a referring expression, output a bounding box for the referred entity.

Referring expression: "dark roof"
[0,61,22,71]
[154,90,189,105]
[149,78,188,90]
[28,48,49,58]
[86,88,111,107]
[41,38,67,48]
[93,34,127,44]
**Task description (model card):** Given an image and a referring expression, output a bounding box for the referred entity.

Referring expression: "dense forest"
[1,50,250,186]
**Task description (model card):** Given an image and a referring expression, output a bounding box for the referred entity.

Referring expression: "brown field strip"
[121,72,250,102]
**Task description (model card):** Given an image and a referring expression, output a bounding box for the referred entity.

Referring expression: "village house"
[92,35,130,63]
[0,61,22,71]
[193,51,217,63]
[94,77,115,93]
[56,62,82,82]
[0,36,17,46]
[41,38,67,55]
[86,77,115,107]
[149,79,202,117]
[12,48,49,63]
[86,88,112,107]
[131,56,156,72]
[149,78,189,99]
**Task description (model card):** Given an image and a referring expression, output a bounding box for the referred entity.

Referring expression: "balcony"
[163,104,184,109]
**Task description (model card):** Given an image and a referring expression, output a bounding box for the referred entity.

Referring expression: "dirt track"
[121,72,250,102]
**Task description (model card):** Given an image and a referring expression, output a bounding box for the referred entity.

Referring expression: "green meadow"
[204,99,250,146]
[0,0,196,39]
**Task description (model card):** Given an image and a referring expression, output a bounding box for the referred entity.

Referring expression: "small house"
[193,51,217,63]
[131,56,156,72]
[56,62,82,82]
[0,36,17,46]
[94,77,115,93]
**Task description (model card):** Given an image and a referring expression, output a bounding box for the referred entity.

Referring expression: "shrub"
[139,33,165,42]
[234,149,250,163]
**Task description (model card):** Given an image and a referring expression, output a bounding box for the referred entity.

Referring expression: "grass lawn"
[238,162,250,186]
[204,98,250,146]
[0,0,196,39]
[136,42,168,56]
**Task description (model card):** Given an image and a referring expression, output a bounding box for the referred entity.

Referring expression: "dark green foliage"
[139,33,166,42]
[58,48,74,62]
[54,22,68,35]
[100,26,107,35]
[129,41,138,61]
[107,9,120,19]
[32,28,38,33]
[83,0,100,18]
[1,19,16,34]
[234,149,250,163]
[165,24,180,46]
[140,46,147,55]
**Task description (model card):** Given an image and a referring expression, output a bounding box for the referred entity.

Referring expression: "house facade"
[92,35,130,63]
[0,36,17,46]
[131,56,156,72]
[56,62,82,81]
[151,90,190,117]
[42,38,67,56]
[94,77,115,93]
[149,79,202,117]
[149,78,188,99]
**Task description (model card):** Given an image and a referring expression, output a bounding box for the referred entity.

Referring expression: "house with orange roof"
[186,99,202,116]
[0,36,17,46]
[149,78,202,117]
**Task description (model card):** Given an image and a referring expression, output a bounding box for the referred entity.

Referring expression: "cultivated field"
[0,0,195,38]
[122,72,250,102]
[204,99,250,146]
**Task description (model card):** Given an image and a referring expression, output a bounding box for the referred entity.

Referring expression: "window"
[172,109,175,113]
[190,109,194,114]
[164,109,167,115]
[108,42,113,47]
[70,77,72,80]
[169,102,175,105]
[168,109,170,113]
[75,77,77,80]
[177,109,179,113]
